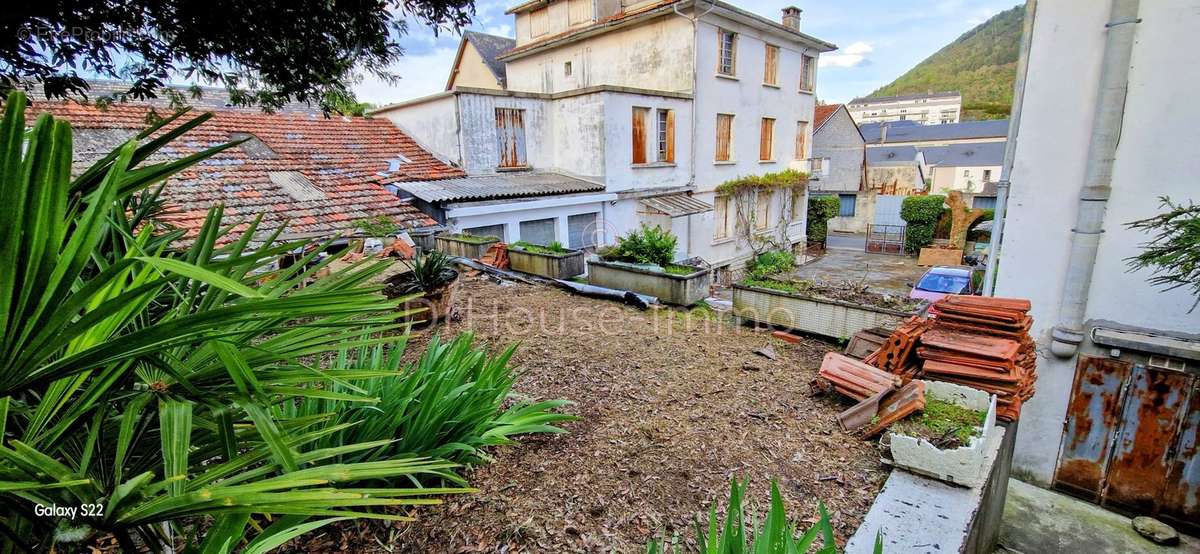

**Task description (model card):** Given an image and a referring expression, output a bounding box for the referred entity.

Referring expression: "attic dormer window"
[269,171,326,201]
[230,132,278,159]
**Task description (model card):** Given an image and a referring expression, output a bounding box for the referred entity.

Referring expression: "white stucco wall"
[506,14,695,94]
[456,93,553,174]
[994,0,1200,485]
[689,15,818,267]
[374,94,461,166]
[601,91,693,191]
[445,194,614,247]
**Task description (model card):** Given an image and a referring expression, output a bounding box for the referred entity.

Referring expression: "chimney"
[781,6,802,31]
[880,122,889,144]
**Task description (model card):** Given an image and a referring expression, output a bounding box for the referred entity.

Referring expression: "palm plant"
[0,93,472,552]
[278,332,574,467]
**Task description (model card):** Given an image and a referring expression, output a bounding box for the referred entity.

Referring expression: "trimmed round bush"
[900,195,947,253]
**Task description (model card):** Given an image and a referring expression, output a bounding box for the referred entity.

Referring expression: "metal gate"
[865,224,905,254]
[1054,356,1199,533]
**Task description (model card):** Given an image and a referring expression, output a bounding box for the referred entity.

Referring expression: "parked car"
[908,265,984,302]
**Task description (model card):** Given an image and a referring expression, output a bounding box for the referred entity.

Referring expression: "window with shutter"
[656,109,674,163]
[632,107,649,164]
[495,108,527,168]
[759,118,775,161]
[755,190,772,230]
[714,195,731,240]
[717,30,737,76]
[795,121,809,160]
[764,44,779,86]
[715,114,733,161]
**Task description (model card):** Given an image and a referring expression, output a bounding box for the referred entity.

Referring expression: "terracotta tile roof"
[813,104,840,130]
[31,101,463,246]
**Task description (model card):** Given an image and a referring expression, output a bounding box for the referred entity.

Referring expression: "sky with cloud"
[356,0,1020,106]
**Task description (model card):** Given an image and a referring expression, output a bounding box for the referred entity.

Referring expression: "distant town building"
[847,91,962,125]
[445,31,515,91]
[859,119,1008,147]
[922,141,1005,203]
[809,104,870,233]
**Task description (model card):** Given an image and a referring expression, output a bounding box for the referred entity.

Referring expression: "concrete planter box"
[587,259,711,306]
[888,380,999,488]
[509,248,586,279]
[435,234,499,259]
[732,284,920,339]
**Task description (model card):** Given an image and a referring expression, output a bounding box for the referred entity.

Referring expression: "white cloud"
[353,47,459,105]
[819,41,873,68]
[484,24,513,37]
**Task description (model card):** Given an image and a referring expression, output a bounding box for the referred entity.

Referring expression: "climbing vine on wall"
[718,170,810,256]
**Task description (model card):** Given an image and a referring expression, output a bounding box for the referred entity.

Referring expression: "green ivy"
[714,169,810,195]
[807,195,840,244]
[901,195,946,253]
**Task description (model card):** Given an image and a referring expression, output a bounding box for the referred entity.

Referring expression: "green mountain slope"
[868,5,1023,120]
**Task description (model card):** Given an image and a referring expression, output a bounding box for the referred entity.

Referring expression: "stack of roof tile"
[867,295,1037,422]
[818,352,902,401]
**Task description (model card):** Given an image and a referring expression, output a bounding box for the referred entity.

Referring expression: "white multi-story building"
[373,0,835,272]
[847,91,962,125]
[993,0,1199,532]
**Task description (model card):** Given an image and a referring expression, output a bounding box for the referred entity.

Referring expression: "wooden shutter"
[764,45,778,85]
[632,107,648,164]
[495,108,527,168]
[795,121,808,160]
[716,114,732,161]
[759,118,774,161]
[664,110,675,163]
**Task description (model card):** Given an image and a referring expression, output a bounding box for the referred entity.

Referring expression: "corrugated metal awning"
[639,193,713,217]
[397,172,604,203]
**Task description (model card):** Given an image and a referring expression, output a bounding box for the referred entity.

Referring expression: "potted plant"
[383,250,461,324]
[435,231,501,259]
[508,240,586,279]
[884,380,1002,488]
[731,255,924,338]
[586,225,711,306]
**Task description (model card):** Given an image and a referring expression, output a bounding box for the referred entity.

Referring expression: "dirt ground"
[314,274,889,552]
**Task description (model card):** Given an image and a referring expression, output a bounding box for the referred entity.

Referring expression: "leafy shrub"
[807,195,841,244]
[603,224,678,267]
[444,232,500,244]
[748,249,796,278]
[900,195,947,253]
[278,332,574,467]
[384,249,458,296]
[645,478,843,553]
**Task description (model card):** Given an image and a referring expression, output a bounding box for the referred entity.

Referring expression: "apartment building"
[847,91,962,125]
[373,0,835,270]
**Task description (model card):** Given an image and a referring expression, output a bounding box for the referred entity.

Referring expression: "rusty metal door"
[1161,380,1200,530]
[1055,357,1132,501]
[1054,355,1200,533]
[495,108,527,168]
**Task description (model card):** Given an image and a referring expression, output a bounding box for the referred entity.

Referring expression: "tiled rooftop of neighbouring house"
[860,119,1009,144]
[33,101,464,245]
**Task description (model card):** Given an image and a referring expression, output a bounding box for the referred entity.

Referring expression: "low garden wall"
[435,234,499,259]
[509,248,586,279]
[587,259,711,306]
[731,284,920,339]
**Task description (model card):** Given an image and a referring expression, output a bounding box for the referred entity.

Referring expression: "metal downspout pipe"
[981,0,1037,296]
[1049,0,1141,357]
